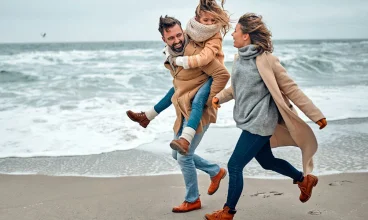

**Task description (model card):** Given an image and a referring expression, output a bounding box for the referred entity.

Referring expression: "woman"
[204,13,327,220]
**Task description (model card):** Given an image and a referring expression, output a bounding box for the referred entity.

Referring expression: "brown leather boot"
[172,197,201,213]
[208,168,227,195]
[126,110,150,128]
[205,206,236,220]
[170,138,189,155]
[296,174,318,203]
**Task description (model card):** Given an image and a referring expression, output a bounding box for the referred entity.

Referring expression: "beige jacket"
[186,32,224,68]
[215,52,325,174]
[165,39,230,134]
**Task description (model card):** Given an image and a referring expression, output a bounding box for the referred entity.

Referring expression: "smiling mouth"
[174,43,182,48]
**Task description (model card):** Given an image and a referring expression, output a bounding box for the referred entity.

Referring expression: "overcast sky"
[1,0,367,43]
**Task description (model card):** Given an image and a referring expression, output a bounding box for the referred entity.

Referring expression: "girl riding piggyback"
[127,0,230,155]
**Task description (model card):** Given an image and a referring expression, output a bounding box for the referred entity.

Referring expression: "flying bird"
[41,33,46,38]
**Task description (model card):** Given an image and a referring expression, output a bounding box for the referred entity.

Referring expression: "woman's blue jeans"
[225,130,304,210]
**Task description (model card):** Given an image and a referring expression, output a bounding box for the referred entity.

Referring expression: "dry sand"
[0,173,367,220]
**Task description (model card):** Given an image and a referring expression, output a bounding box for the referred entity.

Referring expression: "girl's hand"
[316,118,327,129]
[212,97,221,110]
[175,56,184,67]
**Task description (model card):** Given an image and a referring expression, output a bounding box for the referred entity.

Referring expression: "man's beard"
[170,40,185,53]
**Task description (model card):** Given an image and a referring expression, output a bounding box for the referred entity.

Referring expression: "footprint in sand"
[308,210,322,215]
[329,180,353,186]
[250,191,284,198]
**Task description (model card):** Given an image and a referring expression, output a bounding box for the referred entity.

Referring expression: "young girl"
[204,13,327,219]
[126,0,230,155]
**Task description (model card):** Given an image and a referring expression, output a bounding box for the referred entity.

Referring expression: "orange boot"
[172,197,201,213]
[208,168,227,195]
[126,110,150,128]
[295,174,318,203]
[205,206,236,220]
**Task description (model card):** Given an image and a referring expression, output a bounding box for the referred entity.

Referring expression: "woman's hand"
[212,97,221,110]
[316,118,327,129]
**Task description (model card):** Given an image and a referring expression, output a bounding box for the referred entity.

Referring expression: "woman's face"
[231,23,249,48]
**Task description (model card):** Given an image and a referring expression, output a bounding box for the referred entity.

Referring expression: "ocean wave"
[0,97,160,158]
[319,117,368,124]
[1,40,368,159]
[0,70,38,83]
[0,49,162,66]
[282,56,347,73]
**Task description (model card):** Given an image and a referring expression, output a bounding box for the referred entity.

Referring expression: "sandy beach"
[0,173,367,220]
[1,1,368,219]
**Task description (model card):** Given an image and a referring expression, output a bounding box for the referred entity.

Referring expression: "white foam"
[1,83,367,158]
[0,98,159,158]
[212,84,368,127]
[0,49,158,66]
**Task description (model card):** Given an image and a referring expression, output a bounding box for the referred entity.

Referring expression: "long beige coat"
[164,39,230,135]
[215,52,325,174]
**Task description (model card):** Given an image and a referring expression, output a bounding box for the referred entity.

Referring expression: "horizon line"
[0,38,367,45]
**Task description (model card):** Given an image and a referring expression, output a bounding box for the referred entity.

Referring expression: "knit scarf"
[238,44,262,60]
[185,17,221,42]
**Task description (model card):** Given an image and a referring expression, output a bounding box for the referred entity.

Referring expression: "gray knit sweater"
[232,45,279,136]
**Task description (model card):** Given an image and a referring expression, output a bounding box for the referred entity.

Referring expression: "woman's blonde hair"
[195,0,231,36]
[238,13,273,53]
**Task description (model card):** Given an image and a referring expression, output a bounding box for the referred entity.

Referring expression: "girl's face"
[197,11,217,25]
[232,23,249,48]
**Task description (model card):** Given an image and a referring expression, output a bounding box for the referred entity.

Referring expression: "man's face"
[162,24,185,53]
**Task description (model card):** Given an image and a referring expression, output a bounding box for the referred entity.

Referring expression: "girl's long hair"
[195,0,231,36]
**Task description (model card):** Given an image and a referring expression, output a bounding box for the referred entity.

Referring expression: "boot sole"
[208,169,227,195]
[172,206,201,213]
[301,176,318,203]
[170,142,188,155]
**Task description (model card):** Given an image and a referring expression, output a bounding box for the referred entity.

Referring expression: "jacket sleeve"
[270,55,325,122]
[200,59,230,106]
[182,34,222,69]
[215,85,234,104]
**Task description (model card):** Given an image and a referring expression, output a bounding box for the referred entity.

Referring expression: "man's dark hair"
[158,15,182,37]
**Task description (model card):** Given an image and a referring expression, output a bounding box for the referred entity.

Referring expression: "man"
[127,15,230,213]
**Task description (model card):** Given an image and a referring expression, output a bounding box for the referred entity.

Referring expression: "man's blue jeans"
[172,119,220,202]
[154,78,212,130]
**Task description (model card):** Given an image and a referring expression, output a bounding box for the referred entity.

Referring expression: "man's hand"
[316,118,327,129]
[212,97,221,110]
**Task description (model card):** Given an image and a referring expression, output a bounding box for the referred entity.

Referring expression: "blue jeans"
[225,130,304,210]
[154,87,175,113]
[172,119,220,202]
[154,78,213,130]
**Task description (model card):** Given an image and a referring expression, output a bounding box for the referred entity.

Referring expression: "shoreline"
[1,170,368,179]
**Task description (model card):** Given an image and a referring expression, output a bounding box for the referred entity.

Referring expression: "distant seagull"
[41,33,46,38]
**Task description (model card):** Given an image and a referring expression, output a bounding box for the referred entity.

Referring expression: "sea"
[0,39,367,178]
